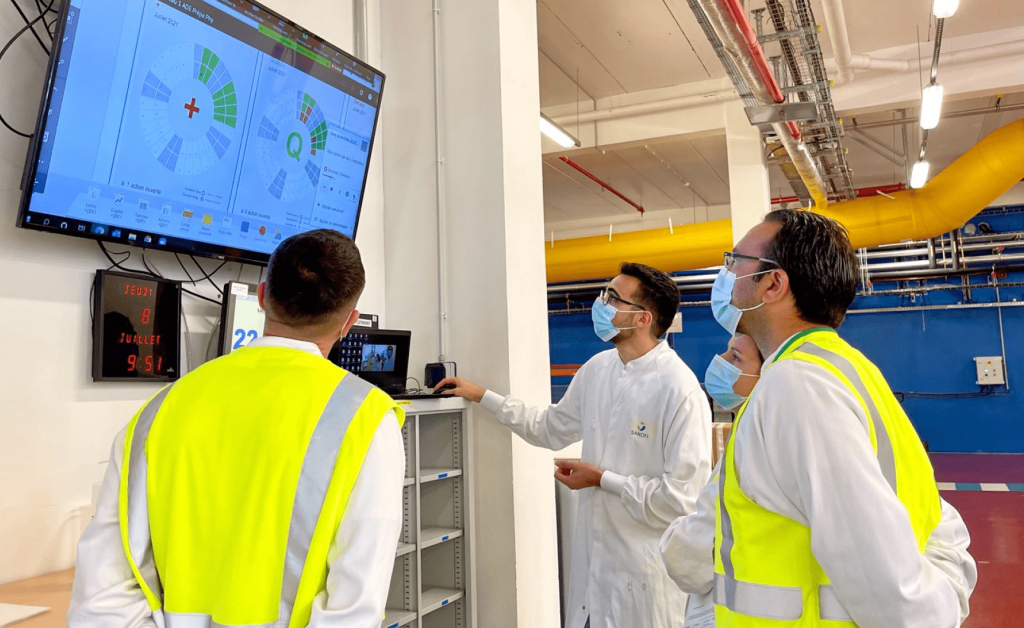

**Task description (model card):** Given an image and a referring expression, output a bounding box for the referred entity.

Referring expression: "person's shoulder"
[584,348,619,368]
[654,345,702,390]
[752,357,865,430]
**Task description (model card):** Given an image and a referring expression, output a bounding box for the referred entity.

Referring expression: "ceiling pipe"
[819,0,855,83]
[544,120,1023,283]
[825,40,1024,77]
[819,0,1022,84]
[549,89,736,126]
[771,183,906,205]
[849,104,1023,130]
[559,156,645,214]
[690,0,829,208]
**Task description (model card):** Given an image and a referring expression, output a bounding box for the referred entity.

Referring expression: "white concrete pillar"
[725,100,771,245]
[381,0,560,626]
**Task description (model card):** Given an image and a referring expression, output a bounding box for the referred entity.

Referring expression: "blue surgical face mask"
[705,354,759,410]
[710,268,772,335]
[591,298,640,342]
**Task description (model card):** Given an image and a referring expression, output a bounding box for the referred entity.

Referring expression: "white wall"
[0,0,387,584]
[380,0,560,625]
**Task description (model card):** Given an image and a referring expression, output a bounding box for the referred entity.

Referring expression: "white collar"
[247,335,324,358]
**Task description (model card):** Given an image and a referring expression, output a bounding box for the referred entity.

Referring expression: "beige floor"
[0,570,73,628]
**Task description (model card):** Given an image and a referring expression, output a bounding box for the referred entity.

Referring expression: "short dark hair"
[755,210,859,328]
[619,262,679,337]
[265,229,365,328]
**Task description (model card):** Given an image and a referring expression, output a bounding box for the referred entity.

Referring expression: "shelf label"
[438,472,448,479]
[442,535,449,541]
[441,599,449,606]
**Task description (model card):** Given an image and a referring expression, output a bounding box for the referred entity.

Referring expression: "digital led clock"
[92,270,181,382]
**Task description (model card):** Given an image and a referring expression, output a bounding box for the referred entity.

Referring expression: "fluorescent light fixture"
[920,84,944,130]
[932,0,959,18]
[540,113,580,148]
[910,160,930,189]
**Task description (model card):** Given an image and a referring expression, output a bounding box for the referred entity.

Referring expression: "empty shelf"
[396,542,415,557]
[421,587,464,615]
[381,608,417,628]
[420,468,463,483]
[420,527,462,549]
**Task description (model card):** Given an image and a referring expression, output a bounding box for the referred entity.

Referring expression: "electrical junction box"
[974,356,1005,385]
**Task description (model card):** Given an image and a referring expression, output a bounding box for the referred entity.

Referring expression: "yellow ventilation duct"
[545,119,1023,284]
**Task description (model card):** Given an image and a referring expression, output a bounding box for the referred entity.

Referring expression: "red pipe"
[771,183,907,205]
[717,0,802,141]
[560,156,645,214]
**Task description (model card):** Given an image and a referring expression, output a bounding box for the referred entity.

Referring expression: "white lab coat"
[659,335,978,628]
[482,340,712,628]
[68,337,406,628]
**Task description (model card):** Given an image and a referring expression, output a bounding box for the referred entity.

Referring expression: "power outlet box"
[974,356,1005,386]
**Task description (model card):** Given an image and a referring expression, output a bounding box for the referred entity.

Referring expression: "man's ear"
[759,269,790,305]
[340,308,361,337]
[256,281,267,310]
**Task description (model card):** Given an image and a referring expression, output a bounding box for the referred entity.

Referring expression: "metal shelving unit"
[383,398,474,628]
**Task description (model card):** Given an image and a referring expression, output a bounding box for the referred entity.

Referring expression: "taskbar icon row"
[25,214,170,247]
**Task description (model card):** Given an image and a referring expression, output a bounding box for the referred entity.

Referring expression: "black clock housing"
[92,270,181,382]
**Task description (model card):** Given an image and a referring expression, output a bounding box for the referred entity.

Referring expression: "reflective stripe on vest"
[715,340,899,623]
[713,573,802,621]
[124,386,172,603]
[162,613,285,628]
[123,374,375,625]
[796,342,897,493]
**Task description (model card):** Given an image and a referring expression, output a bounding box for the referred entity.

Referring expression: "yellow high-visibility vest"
[713,328,940,626]
[117,345,404,628]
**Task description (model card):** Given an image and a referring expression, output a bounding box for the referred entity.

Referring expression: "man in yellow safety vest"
[69,229,405,628]
[661,209,977,627]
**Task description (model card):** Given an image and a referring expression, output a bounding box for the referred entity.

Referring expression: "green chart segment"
[195,45,237,128]
[298,92,327,154]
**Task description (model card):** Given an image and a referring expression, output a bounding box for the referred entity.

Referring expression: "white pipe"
[353,0,369,61]
[432,0,449,361]
[819,0,855,83]
[826,40,1024,77]
[550,89,735,126]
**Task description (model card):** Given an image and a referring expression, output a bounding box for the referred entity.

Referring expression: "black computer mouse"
[435,383,457,394]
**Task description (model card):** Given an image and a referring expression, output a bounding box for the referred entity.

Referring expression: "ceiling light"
[920,84,944,130]
[932,0,959,19]
[910,160,930,189]
[540,113,580,148]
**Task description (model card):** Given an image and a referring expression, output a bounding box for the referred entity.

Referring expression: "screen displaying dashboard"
[18,0,384,264]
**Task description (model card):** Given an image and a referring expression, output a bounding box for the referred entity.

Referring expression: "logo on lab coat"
[629,418,653,440]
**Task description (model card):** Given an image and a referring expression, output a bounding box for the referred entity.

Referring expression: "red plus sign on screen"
[183,97,200,118]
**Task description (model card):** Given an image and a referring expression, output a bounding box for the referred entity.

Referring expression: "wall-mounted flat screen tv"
[17,0,384,265]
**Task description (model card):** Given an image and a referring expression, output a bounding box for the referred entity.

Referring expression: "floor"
[931,453,1023,628]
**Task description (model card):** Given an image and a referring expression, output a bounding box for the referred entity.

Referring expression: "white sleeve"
[600,389,712,527]
[659,464,719,595]
[480,366,585,451]
[924,498,978,625]
[309,410,406,628]
[760,361,962,628]
[67,427,158,628]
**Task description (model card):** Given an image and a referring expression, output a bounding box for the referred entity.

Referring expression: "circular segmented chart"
[254,90,327,203]
[139,43,238,175]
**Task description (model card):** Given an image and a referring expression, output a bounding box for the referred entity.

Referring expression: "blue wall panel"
[549,297,1022,453]
[547,206,1024,453]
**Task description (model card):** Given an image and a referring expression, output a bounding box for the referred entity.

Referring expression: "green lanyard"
[771,326,835,364]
